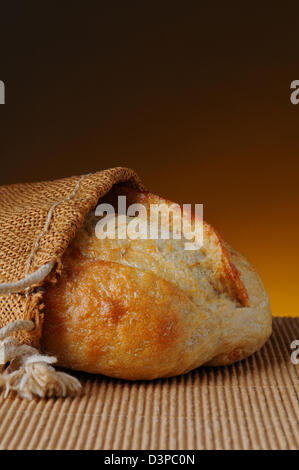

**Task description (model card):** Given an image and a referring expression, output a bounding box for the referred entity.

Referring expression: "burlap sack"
[0,168,145,399]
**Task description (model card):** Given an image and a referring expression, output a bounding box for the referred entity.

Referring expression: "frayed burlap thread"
[0,168,145,399]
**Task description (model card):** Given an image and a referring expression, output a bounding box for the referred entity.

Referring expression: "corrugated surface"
[0,317,298,450]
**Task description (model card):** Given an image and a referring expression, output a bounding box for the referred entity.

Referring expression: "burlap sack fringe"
[0,168,145,399]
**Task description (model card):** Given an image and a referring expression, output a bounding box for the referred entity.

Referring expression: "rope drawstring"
[0,320,81,400]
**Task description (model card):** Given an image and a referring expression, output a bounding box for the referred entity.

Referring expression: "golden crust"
[42,251,206,379]
[102,186,249,306]
[41,187,272,380]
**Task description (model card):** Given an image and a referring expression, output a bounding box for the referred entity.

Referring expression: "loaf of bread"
[41,185,272,380]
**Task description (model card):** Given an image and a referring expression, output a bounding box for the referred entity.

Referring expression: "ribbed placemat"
[0,317,298,450]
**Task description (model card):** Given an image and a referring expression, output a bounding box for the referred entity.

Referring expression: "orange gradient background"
[0,4,298,317]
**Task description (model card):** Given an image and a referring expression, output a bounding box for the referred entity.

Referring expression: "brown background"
[0,3,298,317]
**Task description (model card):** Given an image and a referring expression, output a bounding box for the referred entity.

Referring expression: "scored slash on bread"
[102,184,249,307]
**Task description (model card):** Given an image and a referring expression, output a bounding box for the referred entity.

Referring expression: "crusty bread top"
[72,185,249,310]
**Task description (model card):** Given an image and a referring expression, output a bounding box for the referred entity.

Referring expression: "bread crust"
[41,188,272,379]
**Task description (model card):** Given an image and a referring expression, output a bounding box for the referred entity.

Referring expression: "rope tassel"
[0,320,81,400]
